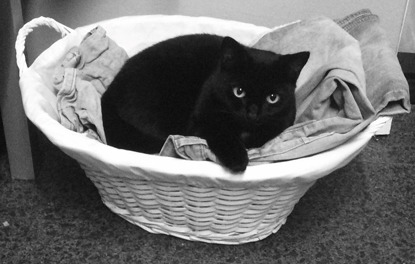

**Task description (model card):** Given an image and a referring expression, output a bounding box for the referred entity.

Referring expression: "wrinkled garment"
[53,26,129,143]
[159,9,410,164]
[335,9,411,116]
[161,135,218,162]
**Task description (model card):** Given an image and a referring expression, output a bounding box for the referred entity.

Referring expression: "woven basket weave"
[15,16,389,244]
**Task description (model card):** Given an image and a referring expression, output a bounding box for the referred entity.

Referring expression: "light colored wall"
[23,0,409,64]
[399,0,415,52]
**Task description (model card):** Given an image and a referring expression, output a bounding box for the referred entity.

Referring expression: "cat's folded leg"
[205,133,249,173]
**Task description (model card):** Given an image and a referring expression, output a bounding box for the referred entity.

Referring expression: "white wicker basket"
[16,16,389,244]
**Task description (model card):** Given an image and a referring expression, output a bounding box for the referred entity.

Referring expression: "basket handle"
[15,16,74,76]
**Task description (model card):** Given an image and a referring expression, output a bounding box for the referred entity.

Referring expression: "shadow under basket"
[15,15,389,244]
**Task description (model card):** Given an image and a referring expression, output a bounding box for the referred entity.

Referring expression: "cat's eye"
[233,87,246,98]
[266,93,280,104]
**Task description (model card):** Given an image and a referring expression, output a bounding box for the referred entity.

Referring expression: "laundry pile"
[53,9,410,165]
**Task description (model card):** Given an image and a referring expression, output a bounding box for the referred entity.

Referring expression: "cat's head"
[209,37,310,148]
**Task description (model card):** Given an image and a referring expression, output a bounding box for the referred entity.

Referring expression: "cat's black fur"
[102,34,309,173]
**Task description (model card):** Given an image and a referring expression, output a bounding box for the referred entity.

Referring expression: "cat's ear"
[281,51,310,83]
[220,37,246,71]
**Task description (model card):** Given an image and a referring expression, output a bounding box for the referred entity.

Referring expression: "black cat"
[101,34,309,173]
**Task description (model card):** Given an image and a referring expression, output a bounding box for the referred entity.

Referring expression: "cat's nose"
[248,105,258,120]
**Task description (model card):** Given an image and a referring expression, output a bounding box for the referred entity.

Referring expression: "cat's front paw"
[216,146,249,174]
[225,156,249,174]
